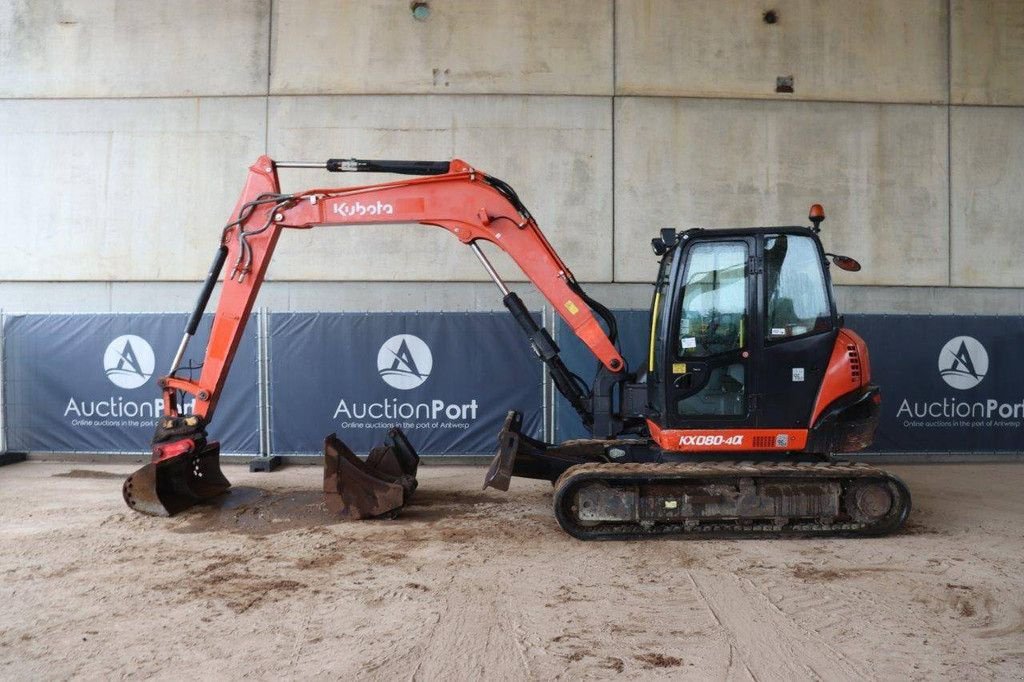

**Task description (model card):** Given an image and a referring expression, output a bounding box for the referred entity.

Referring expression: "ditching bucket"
[123,416,230,517]
[123,440,231,517]
[323,428,420,519]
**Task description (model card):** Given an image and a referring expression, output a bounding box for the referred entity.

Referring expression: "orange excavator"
[122,156,910,539]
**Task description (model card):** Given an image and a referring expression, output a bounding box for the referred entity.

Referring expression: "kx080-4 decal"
[678,434,744,447]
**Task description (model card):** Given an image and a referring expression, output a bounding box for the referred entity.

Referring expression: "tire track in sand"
[688,571,870,681]
[750,572,954,678]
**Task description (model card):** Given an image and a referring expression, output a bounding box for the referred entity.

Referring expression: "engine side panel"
[810,328,871,425]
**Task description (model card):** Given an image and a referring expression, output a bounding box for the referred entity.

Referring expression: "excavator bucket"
[122,440,231,517]
[323,428,420,519]
[484,410,606,491]
[483,411,523,492]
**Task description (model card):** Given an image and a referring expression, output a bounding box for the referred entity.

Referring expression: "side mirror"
[827,254,862,272]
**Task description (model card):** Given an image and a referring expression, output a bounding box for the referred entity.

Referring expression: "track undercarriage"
[485,412,911,540]
[552,461,910,540]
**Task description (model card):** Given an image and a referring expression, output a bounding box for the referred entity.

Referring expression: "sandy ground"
[1,460,1023,680]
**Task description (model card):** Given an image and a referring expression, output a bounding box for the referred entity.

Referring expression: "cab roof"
[678,225,819,239]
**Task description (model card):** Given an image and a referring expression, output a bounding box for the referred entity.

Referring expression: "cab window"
[764,234,831,340]
[676,241,747,358]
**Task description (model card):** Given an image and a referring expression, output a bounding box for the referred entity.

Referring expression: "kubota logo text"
[377,334,432,390]
[332,200,395,217]
[103,335,155,389]
[938,336,988,390]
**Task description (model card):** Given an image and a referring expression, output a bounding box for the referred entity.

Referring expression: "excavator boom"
[125,155,626,518]
[161,156,622,423]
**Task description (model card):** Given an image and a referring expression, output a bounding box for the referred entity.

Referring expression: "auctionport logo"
[103,335,155,389]
[938,336,988,390]
[377,334,432,390]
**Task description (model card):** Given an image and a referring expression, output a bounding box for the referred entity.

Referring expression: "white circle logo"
[104,335,156,389]
[377,334,432,390]
[938,336,988,390]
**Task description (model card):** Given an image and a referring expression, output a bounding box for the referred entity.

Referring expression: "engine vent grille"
[753,435,773,449]
[847,344,861,383]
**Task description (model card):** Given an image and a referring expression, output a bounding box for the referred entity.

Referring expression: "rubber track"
[552,460,912,541]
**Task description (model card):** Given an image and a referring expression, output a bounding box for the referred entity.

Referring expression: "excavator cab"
[647,228,849,442]
[489,222,879,467]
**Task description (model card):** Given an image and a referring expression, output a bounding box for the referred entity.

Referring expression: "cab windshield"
[764,234,831,340]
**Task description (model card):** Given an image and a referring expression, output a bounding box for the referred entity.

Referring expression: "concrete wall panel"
[951,107,1024,287]
[614,97,948,286]
[0,98,267,280]
[952,0,1024,105]
[616,0,948,103]
[271,0,613,95]
[0,1,270,98]
[0,0,1020,313]
[266,95,612,282]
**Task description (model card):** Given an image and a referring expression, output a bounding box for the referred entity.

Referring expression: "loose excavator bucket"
[122,440,231,517]
[323,428,420,519]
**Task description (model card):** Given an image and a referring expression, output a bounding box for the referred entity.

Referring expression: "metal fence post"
[545,305,555,443]
[540,303,548,440]
[257,307,269,458]
[0,309,6,454]
[246,307,280,471]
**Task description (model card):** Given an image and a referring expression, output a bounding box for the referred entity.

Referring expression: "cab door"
[662,236,757,430]
[757,232,838,428]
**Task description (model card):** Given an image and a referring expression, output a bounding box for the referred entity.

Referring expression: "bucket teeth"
[323,430,419,520]
[122,441,230,517]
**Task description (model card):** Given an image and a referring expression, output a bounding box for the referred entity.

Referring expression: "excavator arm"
[124,155,628,518]
[161,155,623,425]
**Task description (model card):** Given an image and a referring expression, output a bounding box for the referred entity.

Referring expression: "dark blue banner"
[554,311,1024,454]
[268,312,543,455]
[3,314,259,454]
[848,315,1024,453]
[5,310,1018,457]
